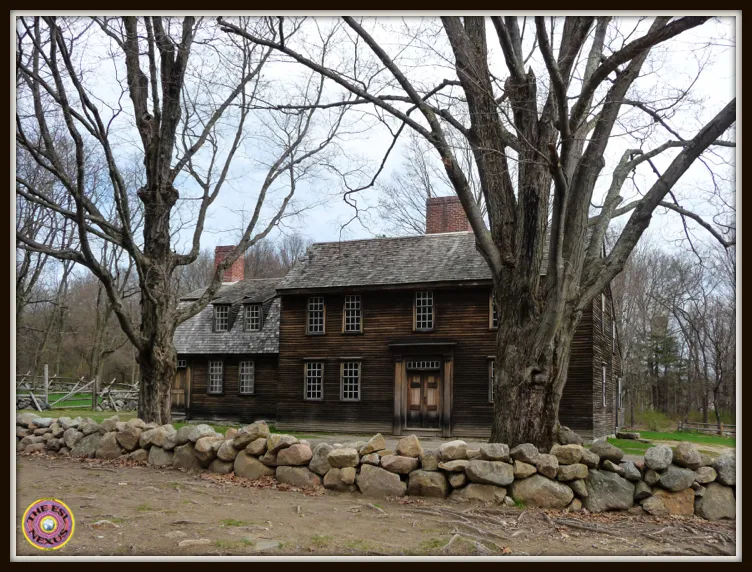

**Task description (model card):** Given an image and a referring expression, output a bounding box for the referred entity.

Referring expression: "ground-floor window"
[488,359,495,403]
[602,363,607,407]
[340,361,361,401]
[208,361,223,394]
[239,361,255,394]
[305,362,324,400]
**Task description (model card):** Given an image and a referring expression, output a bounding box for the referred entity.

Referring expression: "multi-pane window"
[405,360,441,370]
[239,361,255,395]
[307,297,325,334]
[602,363,607,407]
[208,361,223,394]
[343,295,362,332]
[415,291,434,330]
[601,293,607,330]
[177,359,187,369]
[341,361,361,401]
[245,304,261,331]
[490,290,499,329]
[214,305,229,332]
[304,362,324,400]
[489,359,495,403]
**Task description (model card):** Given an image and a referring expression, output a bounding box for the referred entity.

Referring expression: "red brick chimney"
[425,196,472,234]
[214,245,245,283]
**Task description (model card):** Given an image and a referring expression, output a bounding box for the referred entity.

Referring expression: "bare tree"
[16,16,346,422]
[220,16,735,447]
[278,232,313,272]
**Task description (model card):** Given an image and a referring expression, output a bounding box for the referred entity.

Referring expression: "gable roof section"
[174,278,281,355]
[276,232,555,293]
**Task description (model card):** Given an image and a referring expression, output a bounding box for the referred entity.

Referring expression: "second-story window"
[612,319,616,353]
[415,291,434,331]
[307,296,325,334]
[601,293,607,330]
[245,304,261,331]
[343,295,362,332]
[214,305,229,332]
[490,290,499,329]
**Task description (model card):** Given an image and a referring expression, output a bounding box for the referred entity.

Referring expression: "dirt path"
[15,454,736,557]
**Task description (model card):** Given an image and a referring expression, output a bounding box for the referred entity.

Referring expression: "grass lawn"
[636,430,735,448]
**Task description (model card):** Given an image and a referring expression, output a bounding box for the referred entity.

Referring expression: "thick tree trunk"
[489,286,577,450]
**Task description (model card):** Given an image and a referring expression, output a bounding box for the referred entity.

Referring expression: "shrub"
[635,409,675,432]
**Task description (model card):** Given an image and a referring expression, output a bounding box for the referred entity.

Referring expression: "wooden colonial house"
[174,197,622,439]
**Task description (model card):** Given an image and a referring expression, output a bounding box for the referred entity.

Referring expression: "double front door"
[407,370,441,429]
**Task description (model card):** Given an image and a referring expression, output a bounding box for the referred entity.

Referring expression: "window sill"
[207,392,224,397]
[306,332,326,336]
[341,331,364,335]
[413,329,435,333]
[303,398,324,402]
[239,393,256,397]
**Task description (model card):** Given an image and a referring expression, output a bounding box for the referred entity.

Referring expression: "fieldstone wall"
[15,413,736,522]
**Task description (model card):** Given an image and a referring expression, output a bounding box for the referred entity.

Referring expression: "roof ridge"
[308,232,473,248]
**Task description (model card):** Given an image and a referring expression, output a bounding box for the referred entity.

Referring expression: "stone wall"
[15,413,735,522]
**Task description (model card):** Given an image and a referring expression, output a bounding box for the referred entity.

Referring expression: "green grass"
[135,503,152,512]
[309,535,334,549]
[220,519,250,527]
[28,409,138,423]
[637,430,735,447]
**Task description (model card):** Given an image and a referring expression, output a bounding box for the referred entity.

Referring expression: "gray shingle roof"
[276,232,497,292]
[173,278,281,355]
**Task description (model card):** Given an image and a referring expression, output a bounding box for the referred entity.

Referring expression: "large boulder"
[633,480,652,501]
[328,448,359,468]
[356,464,406,498]
[260,451,278,466]
[438,440,467,461]
[140,425,176,449]
[619,461,642,482]
[513,460,537,479]
[449,483,506,504]
[276,466,321,488]
[276,443,312,466]
[245,438,267,456]
[510,443,540,465]
[550,444,584,465]
[556,425,584,446]
[568,479,588,498]
[590,440,624,463]
[448,473,467,488]
[438,459,469,472]
[359,434,386,455]
[147,446,174,467]
[713,451,736,486]
[81,422,103,436]
[582,469,635,512]
[216,440,240,462]
[323,468,357,492]
[694,482,735,521]
[126,418,146,430]
[580,449,600,468]
[510,474,574,509]
[127,449,148,463]
[266,433,298,454]
[644,445,673,471]
[194,436,223,465]
[308,443,333,476]
[659,465,696,492]
[116,426,142,452]
[407,470,449,498]
[643,468,661,486]
[479,443,510,462]
[209,459,234,474]
[95,432,122,460]
[101,416,119,433]
[419,450,439,471]
[71,433,102,458]
[232,421,271,449]
[694,466,717,484]
[63,428,84,449]
[673,442,702,470]
[556,463,588,482]
[361,453,380,466]
[601,459,625,477]
[175,424,215,446]
[381,455,420,475]
[233,451,275,480]
[465,460,514,487]
[396,435,422,458]
[173,442,203,471]
[535,454,559,479]
[642,488,694,517]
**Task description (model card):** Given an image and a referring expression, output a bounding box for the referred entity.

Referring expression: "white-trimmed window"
[601,293,607,330]
[602,363,607,407]
[489,359,495,403]
[304,362,324,400]
[343,295,362,332]
[415,291,434,331]
[406,360,441,370]
[307,297,325,334]
[490,290,499,329]
[208,361,223,394]
[245,304,261,331]
[214,304,230,332]
[340,361,361,401]
[177,359,187,369]
[239,361,255,395]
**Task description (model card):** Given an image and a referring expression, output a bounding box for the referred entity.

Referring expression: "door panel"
[423,374,440,428]
[172,369,186,411]
[407,374,422,427]
[405,370,441,429]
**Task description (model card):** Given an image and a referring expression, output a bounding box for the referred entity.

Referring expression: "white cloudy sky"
[17,14,737,258]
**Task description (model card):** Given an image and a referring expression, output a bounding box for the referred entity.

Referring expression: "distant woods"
[15,233,311,385]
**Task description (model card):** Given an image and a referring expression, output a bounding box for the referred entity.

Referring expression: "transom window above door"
[406,360,441,370]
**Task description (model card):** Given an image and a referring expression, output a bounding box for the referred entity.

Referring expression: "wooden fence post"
[43,364,49,406]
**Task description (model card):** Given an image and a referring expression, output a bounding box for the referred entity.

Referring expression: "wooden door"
[172,369,186,411]
[406,372,441,428]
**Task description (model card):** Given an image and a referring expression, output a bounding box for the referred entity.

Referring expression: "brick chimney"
[214,245,245,283]
[425,196,472,234]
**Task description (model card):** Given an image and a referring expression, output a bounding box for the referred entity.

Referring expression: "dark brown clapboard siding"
[278,286,602,437]
[187,354,278,423]
[591,291,618,438]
